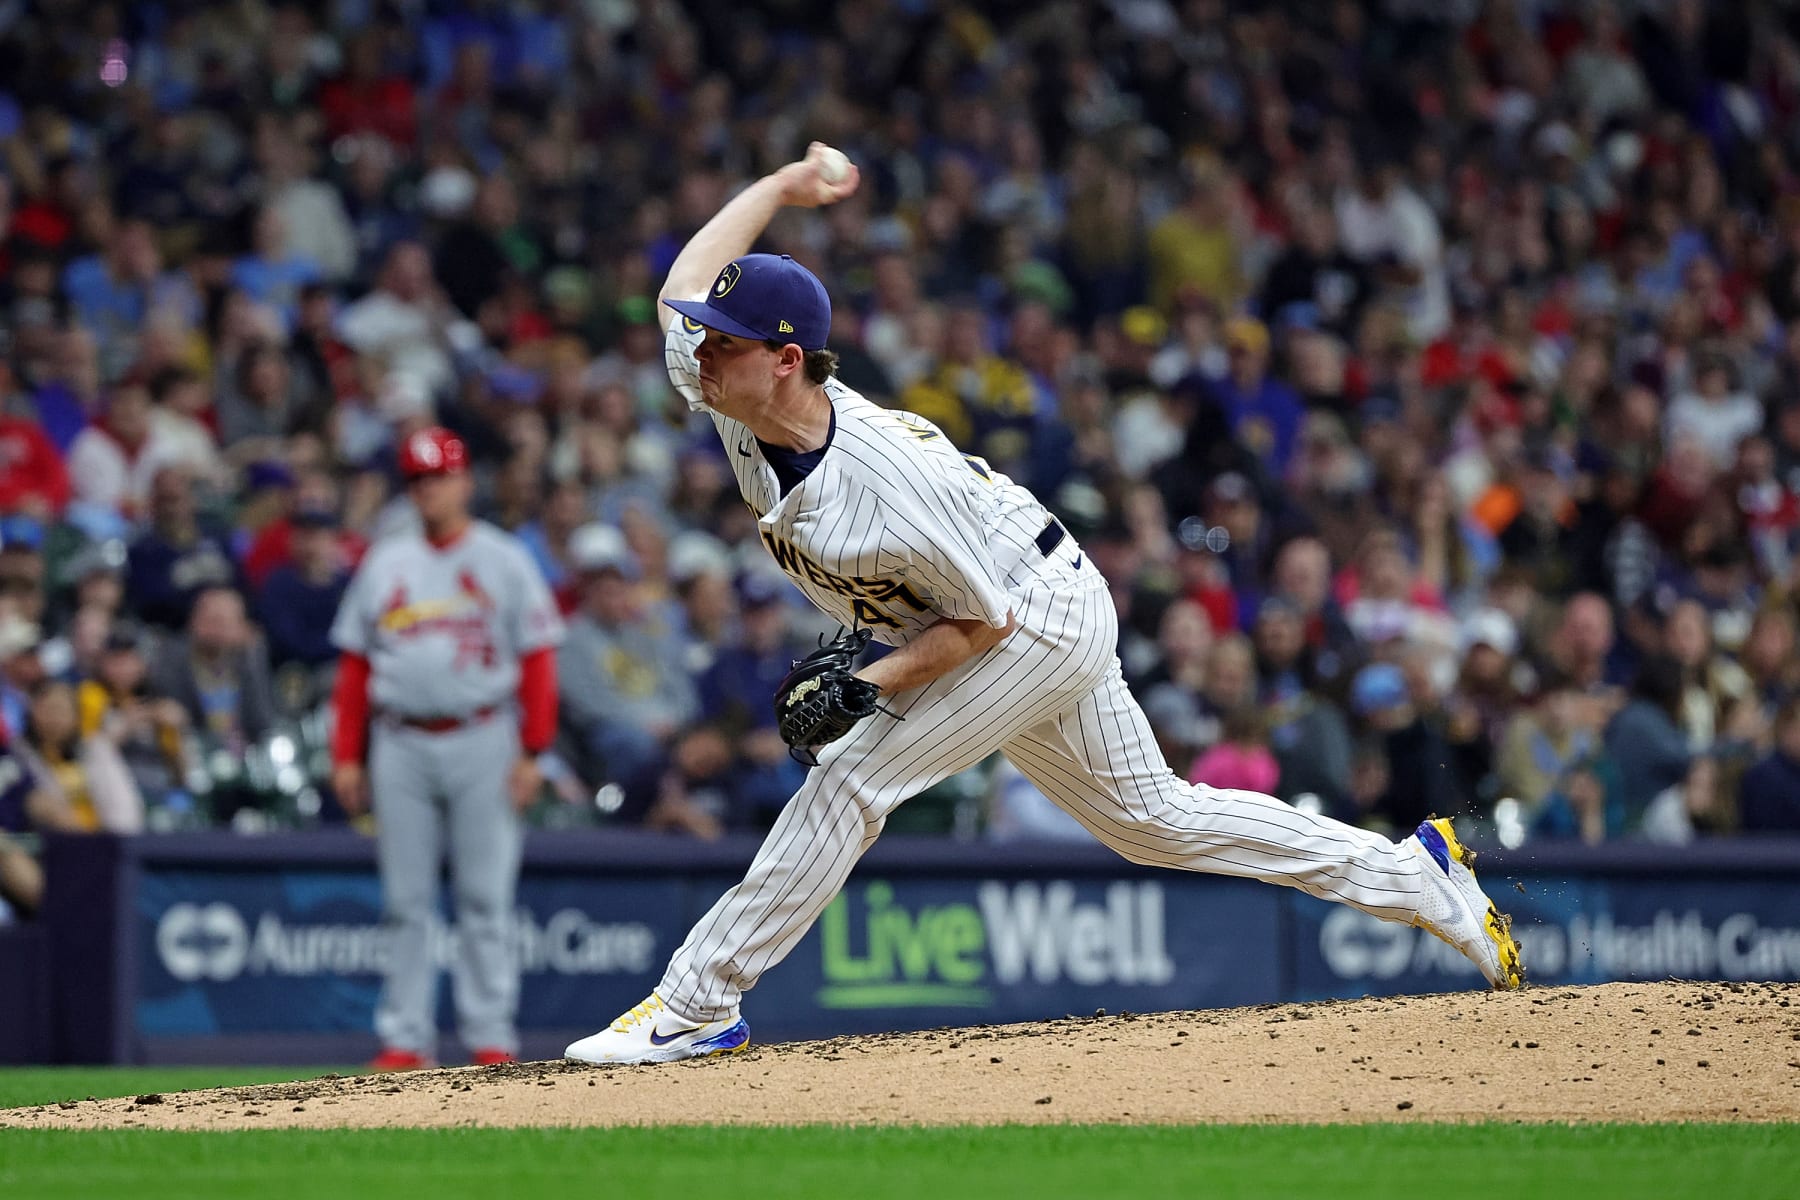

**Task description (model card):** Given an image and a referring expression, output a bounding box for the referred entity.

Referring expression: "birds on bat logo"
[376,572,494,633]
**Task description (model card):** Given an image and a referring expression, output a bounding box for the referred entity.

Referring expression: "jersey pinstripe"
[666,309,1050,642]
[639,300,1498,1026]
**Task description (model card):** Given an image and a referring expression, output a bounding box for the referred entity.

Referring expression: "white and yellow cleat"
[1407,817,1526,990]
[564,993,751,1065]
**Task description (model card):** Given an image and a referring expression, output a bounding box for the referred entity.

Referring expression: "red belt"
[389,705,500,734]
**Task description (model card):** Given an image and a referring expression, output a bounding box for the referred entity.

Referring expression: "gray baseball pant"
[369,713,523,1055]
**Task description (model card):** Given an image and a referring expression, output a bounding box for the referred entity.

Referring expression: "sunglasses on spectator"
[0,576,39,595]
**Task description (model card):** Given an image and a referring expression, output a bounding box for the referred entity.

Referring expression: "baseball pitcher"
[564,146,1522,1065]
[331,426,564,1069]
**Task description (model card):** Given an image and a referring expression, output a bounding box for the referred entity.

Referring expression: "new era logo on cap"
[665,254,832,350]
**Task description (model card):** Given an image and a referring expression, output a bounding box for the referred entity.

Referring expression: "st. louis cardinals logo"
[457,570,494,611]
[376,575,499,667]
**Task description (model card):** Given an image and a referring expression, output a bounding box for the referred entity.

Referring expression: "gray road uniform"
[330,521,563,1055]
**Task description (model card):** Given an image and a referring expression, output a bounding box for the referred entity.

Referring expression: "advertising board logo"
[817,880,1174,1009]
[152,904,655,983]
[156,902,251,982]
[1317,908,1800,983]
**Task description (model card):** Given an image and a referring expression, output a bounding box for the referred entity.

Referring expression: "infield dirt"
[5,981,1797,1130]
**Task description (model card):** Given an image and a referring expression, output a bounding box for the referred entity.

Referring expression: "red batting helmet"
[398,426,468,480]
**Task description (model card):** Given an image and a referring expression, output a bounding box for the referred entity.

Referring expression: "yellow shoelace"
[611,995,665,1033]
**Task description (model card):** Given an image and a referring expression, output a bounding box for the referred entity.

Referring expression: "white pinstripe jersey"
[665,309,1058,645]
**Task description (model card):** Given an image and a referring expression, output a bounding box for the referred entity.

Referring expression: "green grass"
[0,1123,1795,1200]
[0,1067,356,1109]
[1,1070,1795,1199]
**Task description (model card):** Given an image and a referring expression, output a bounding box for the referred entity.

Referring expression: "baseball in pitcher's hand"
[332,762,368,816]
[776,142,860,209]
[508,756,542,813]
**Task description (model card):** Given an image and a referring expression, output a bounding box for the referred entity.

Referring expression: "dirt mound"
[6,981,1797,1129]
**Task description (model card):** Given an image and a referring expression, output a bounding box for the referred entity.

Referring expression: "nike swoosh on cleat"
[1073,553,1082,567]
[648,1025,701,1046]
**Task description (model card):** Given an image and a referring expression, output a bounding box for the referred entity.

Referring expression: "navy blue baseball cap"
[665,253,832,350]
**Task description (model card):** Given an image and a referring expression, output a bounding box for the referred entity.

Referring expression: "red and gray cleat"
[469,1048,517,1067]
[367,1047,436,1072]
[1407,817,1526,990]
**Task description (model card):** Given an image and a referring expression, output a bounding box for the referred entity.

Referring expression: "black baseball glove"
[774,628,885,765]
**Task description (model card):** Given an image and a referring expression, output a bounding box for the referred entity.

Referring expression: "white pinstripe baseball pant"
[658,550,1429,1021]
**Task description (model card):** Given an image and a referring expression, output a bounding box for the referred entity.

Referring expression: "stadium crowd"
[5,0,1800,919]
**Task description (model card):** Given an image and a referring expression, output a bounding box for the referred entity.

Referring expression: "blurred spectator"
[1210,318,1303,477]
[898,301,1036,464]
[1350,661,1458,833]
[1738,697,1800,833]
[78,624,191,809]
[25,328,104,458]
[1497,674,1608,821]
[57,541,128,624]
[216,342,318,456]
[1251,596,1353,808]
[0,0,1796,842]
[1443,608,1525,798]
[1604,656,1695,830]
[15,678,144,833]
[230,208,322,330]
[0,613,46,743]
[0,694,40,834]
[1189,706,1279,796]
[335,243,462,398]
[145,367,226,484]
[1268,536,1358,675]
[1148,167,1247,314]
[698,572,810,831]
[1740,606,1800,712]
[435,173,534,321]
[0,410,71,517]
[1258,204,1369,339]
[149,585,276,761]
[1340,526,1453,652]
[1665,356,1761,472]
[0,523,48,632]
[1663,598,1759,748]
[60,220,188,376]
[1333,156,1449,342]
[126,466,239,630]
[515,480,592,597]
[555,524,697,816]
[1136,599,1220,766]
[66,382,178,519]
[1545,592,1626,692]
[257,500,353,669]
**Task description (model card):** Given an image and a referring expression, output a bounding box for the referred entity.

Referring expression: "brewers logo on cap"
[714,262,742,297]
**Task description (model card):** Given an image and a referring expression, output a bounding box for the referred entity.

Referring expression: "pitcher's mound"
[7,981,1798,1129]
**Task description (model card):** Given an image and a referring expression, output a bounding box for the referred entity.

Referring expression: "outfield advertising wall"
[31,833,1800,1063]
